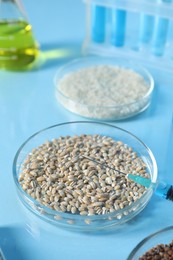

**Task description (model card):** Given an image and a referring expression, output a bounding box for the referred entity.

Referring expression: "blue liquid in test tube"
[111,9,127,47]
[152,18,169,56]
[139,14,155,44]
[152,0,171,56]
[91,5,106,43]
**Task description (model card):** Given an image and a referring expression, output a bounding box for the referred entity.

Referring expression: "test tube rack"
[82,0,173,71]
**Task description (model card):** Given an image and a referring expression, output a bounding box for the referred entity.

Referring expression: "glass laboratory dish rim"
[13,121,158,231]
[127,226,173,260]
[54,56,154,121]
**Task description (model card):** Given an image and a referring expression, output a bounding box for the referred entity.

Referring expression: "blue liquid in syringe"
[128,174,173,201]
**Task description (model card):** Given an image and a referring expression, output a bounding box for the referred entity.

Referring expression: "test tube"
[111,9,127,47]
[152,18,169,56]
[91,4,106,43]
[151,0,171,56]
[139,14,155,44]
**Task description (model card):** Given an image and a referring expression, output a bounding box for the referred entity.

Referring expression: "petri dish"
[13,121,157,231]
[54,56,154,121]
[128,226,173,259]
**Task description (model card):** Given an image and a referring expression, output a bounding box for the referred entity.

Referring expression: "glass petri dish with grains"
[54,56,154,121]
[13,121,157,231]
[127,226,173,260]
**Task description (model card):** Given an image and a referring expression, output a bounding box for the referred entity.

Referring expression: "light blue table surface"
[0,1,173,259]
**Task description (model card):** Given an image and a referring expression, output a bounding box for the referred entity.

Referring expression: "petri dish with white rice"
[54,56,154,121]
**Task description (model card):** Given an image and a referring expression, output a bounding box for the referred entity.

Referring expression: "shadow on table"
[0,226,29,260]
[37,41,82,70]
[82,195,160,237]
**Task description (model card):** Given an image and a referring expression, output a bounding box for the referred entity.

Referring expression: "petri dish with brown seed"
[127,226,173,260]
[13,121,157,231]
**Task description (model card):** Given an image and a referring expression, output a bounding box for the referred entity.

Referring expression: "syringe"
[82,155,173,202]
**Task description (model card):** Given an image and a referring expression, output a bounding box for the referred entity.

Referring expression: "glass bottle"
[0,0,39,70]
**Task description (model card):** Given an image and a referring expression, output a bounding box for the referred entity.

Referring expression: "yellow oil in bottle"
[0,19,39,70]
